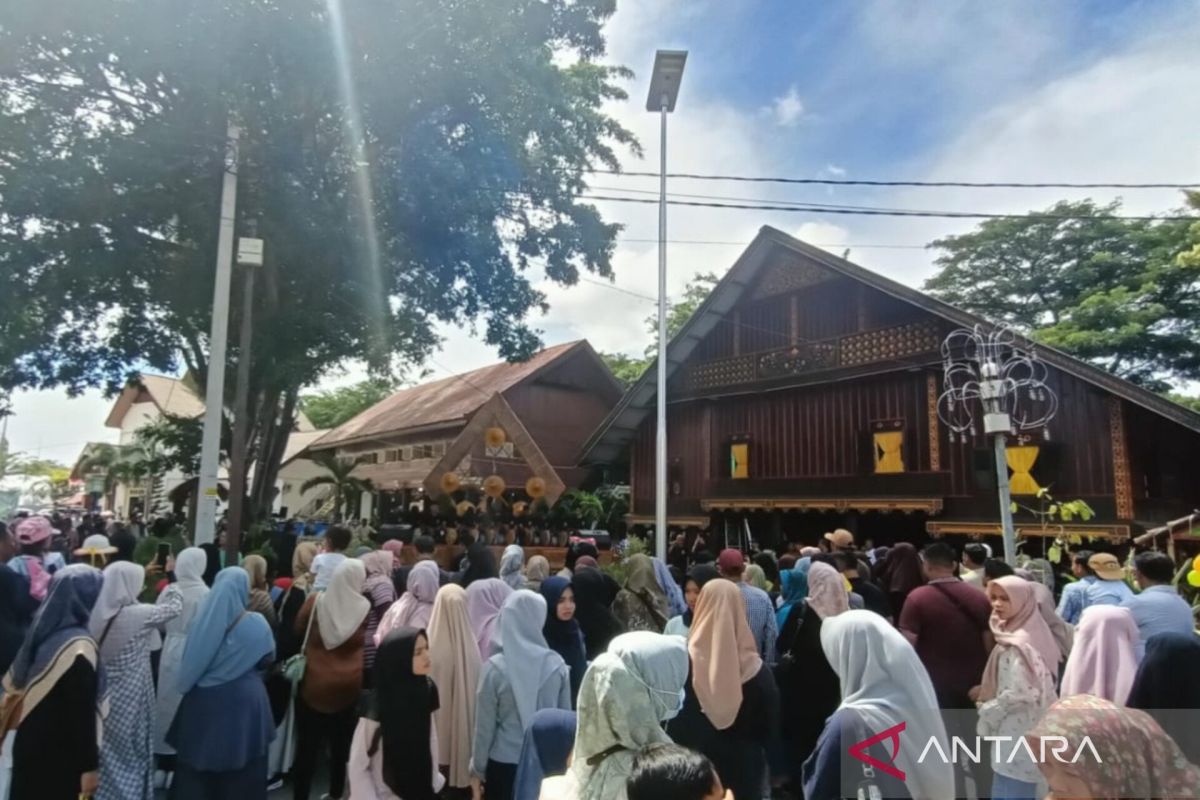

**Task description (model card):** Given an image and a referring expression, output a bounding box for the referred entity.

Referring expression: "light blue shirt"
[1121,585,1195,661]
[471,658,571,776]
[738,582,778,665]
[1056,575,1096,625]
[1084,578,1135,609]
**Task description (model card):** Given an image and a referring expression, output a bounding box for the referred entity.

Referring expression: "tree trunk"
[226,267,256,561]
[250,385,297,521]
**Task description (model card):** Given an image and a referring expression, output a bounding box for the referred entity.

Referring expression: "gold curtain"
[1007,445,1040,495]
[874,431,905,474]
[730,443,749,479]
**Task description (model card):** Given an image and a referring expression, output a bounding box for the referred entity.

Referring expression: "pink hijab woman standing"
[374,560,440,645]
[1060,605,1140,703]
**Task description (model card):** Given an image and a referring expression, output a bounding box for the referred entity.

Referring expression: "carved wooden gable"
[749,257,836,300]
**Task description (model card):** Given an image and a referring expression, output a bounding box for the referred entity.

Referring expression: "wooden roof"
[104,374,206,428]
[312,341,592,450]
[580,225,1200,465]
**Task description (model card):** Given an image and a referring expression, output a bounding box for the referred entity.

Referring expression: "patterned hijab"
[569,632,689,800]
[806,561,850,619]
[1030,694,1200,799]
[500,545,527,590]
[620,554,669,627]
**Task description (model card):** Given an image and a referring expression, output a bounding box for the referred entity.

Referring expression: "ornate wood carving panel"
[750,259,836,299]
[1108,396,1134,519]
[926,372,941,472]
[839,321,941,367]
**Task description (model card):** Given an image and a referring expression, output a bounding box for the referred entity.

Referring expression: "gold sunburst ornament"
[525,476,546,499]
[483,475,506,498]
[440,472,462,494]
[455,500,475,517]
[485,427,507,449]
[512,501,527,517]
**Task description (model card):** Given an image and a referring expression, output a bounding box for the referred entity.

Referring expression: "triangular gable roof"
[312,340,590,450]
[422,392,568,505]
[580,225,1200,465]
[104,374,206,428]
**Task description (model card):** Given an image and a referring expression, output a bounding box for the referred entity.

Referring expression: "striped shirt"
[738,581,778,665]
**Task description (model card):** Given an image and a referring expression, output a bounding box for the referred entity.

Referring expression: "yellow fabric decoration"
[730,443,749,479]
[1006,445,1040,495]
[874,431,905,474]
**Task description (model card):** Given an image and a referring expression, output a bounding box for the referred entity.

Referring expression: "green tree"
[0,0,636,531]
[299,379,397,430]
[598,271,719,386]
[924,199,1200,390]
[300,451,374,521]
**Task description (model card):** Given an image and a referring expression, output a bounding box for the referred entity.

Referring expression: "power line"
[587,168,1200,191]
[581,194,1198,222]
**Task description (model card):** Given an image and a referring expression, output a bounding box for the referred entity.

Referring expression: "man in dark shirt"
[832,551,892,621]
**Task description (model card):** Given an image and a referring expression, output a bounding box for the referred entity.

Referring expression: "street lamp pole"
[194,123,240,545]
[647,50,686,563]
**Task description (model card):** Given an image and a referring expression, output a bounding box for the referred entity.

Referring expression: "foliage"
[924,199,1200,390]
[300,451,373,520]
[0,0,637,520]
[602,534,647,585]
[1168,394,1200,414]
[1010,487,1095,563]
[598,271,720,385]
[299,379,397,430]
[78,438,171,513]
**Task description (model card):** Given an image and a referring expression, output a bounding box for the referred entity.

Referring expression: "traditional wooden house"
[579,227,1200,549]
[309,340,623,522]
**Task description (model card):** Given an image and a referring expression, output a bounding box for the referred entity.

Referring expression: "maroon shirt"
[898,579,992,707]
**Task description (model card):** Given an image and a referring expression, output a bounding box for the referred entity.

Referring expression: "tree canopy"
[1,0,636,525]
[299,379,397,430]
[924,198,1200,391]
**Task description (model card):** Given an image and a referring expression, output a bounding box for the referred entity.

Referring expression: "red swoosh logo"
[848,721,907,781]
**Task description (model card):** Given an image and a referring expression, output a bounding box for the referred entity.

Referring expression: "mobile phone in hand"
[156,542,171,569]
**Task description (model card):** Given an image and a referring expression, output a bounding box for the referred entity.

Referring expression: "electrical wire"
[586,168,1200,191]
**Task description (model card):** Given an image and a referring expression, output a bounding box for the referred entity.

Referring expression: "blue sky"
[9,0,1200,463]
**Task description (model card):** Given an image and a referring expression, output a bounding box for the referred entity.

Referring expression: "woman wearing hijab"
[500,545,528,590]
[1127,632,1200,764]
[540,576,587,705]
[242,554,277,627]
[169,567,275,799]
[972,575,1059,800]
[1030,694,1200,799]
[472,590,571,800]
[775,561,848,784]
[546,632,689,800]
[663,564,718,639]
[460,542,499,587]
[427,584,482,793]
[378,559,441,644]
[802,610,953,800]
[571,567,625,660]
[152,547,210,775]
[513,708,576,800]
[347,627,443,800]
[612,555,670,634]
[360,550,398,686]
[668,579,780,800]
[277,542,318,655]
[524,555,551,593]
[651,557,688,619]
[878,542,924,619]
[774,558,810,630]
[292,558,370,800]
[3,565,104,800]
[90,559,183,800]
[466,577,514,659]
[199,543,222,587]
[1059,604,1140,703]
[1028,581,1072,674]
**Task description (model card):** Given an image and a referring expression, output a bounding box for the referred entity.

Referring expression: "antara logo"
[848,721,907,781]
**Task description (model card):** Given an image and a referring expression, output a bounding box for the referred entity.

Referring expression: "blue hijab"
[651,557,688,618]
[539,577,587,704]
[513,708,576,800]
[177,567,275,693]
[8,564,104,690]
[776,557,811,629]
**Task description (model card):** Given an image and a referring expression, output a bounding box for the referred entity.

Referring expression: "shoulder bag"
[282,595,317,685]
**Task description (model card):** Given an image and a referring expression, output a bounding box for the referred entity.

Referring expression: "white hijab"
[316,558,370,650]
[821,610,954,800]
[89,561,149,662]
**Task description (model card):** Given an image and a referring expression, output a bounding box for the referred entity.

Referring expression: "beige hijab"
[316,559,369,650]
[291,541,318,591]
[688,579,763,730]
[242,554,276,624]
[427,584,482,788]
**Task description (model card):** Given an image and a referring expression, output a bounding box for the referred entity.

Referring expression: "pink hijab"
[374,560,440,645]
[466,578,514,658]
[1060,605,1140,704]
[978,576,1061,702]
[806,562,849,619]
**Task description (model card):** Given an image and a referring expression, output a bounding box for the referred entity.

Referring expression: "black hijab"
[1127,631,1200,764]
[369,627,440,800]
[460,542,498,587]
[681,564,720,628]
[539,576,587,704]
[200,543,222,587]
[569,567,624,660]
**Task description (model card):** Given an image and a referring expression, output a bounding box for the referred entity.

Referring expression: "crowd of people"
[2,513,1200,800]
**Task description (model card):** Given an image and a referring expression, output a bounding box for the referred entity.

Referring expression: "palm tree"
[78,441,167,515]
[300,452,373,521]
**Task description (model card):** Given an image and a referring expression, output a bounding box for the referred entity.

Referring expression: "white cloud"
[825,164,846,177]
[766,86,804,127]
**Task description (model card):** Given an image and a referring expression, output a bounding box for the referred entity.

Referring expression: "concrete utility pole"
[194,124,240,545]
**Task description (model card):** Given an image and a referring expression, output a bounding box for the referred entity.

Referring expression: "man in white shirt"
[960,543,988,592]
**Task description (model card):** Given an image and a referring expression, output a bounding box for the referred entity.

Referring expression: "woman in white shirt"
[972,575,1060,800]
[347,627,444,800]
